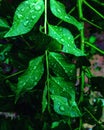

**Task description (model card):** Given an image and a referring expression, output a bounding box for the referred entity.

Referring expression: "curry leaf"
[49,52,76,81]
[49,76,75,100]
[15,55,44,102]
[50,0,83,30]
[48,24,85,56]
[51,95,81,117]
[4,0,44,37]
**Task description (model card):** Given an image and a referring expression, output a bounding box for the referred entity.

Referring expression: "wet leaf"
[4,0,44,37]
[49,52,76,81]
[50,0,83,30]
[49,76,75,100]
[51,95,81,117]
[15,55,44,102]
[48,24,85,56]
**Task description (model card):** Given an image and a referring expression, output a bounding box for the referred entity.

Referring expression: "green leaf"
[49,76,75,100]
[51,121,61,128]
[15,55,44,101]
[4,0,44,37]
[50,0,83,30]
[48,24,85,56]
[51,95,81,117]
[0,18,10,29]
[49,52,76,81]
[42,85,48,113]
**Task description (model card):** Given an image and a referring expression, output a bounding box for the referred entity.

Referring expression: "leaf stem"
[44,0,48,34]
[45,50,51,113]
[77,0,85,104]
[84,0,104,19]
[82,17,102,30]
[85,41,104,54]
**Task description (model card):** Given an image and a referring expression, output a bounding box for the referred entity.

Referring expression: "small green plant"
[0,0,104,129]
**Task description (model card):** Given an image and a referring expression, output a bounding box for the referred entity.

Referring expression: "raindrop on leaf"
[17,14,22,19]
[35,5,41,11]
[57,9,61,13]
[24,21,29,26]
[59,106,65,112]
[32,15,36,20]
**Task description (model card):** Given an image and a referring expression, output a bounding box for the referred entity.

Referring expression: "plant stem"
[45,50,51,113]
[77,1,85,129]
[82,17,102,29]
[84,0,104,19]
[77,0,85,104]
[44,0,48,34]
[85,41,104,54]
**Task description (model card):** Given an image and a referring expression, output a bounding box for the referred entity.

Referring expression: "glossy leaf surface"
[48,24,85,56]
[50,0,83,30]
[51,95,81,117]
[49,52,76,81]
[16,55,44,101]
[4,0,44,37]
[49,76,75,99]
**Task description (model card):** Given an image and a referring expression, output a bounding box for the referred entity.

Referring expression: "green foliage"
[16,55,44,101]
[50,0,83,30]
[49,52,76,81]
[48,24,85,56]
[4,0,44,37]
[0,0,104,130]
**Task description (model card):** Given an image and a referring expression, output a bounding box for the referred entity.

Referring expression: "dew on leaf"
[57,9,61,13]
[35,5,41,11]
[59,106,65,112]
[30,3,35,8]
[24,21,29,26]
[61,39,64,42]
[17,14,22,19]
[65,16,70,20]
[32,15,36,20]
[21,8,25,12]
[30,9,34,13]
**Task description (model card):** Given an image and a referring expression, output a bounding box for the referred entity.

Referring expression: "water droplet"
[21,8,25,12]
[59,106,65,111]
[30,3,35,8]
[35,77,38,80]
[25,1,29,4]
[57,9,61,13]
[24,21,29,26]
[23,82,26,86]
[17,14,22,19]
[30,9,34,13]
[61,39,64,42]
[35,5,41,11]
[68,37,71,40]
[34,66,36,69]
[32,15,36,20]
[65,16,70,20]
